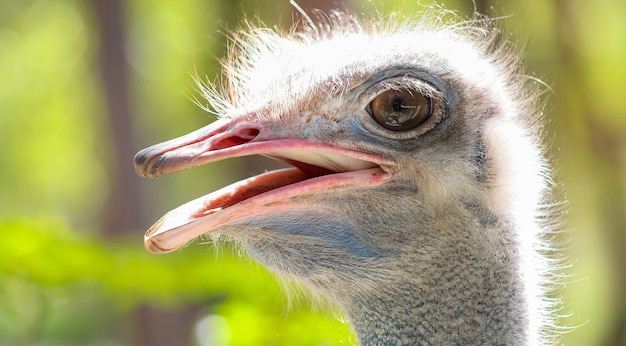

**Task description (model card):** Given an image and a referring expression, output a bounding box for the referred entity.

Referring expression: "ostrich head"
[135,10,557,345]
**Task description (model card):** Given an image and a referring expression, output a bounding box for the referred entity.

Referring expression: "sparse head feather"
[199,10,532,121]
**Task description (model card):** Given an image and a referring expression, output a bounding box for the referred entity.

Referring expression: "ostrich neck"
[345,245,530,345]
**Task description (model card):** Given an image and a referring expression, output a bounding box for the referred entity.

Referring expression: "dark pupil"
[392,99,404,112]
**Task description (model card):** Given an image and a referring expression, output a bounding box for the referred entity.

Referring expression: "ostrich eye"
[368,88,432,131]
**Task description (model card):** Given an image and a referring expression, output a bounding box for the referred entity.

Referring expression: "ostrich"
[134,9,559,345]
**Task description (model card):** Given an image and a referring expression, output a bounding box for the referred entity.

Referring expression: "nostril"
[239,128,260,140]
[212,128,260,150]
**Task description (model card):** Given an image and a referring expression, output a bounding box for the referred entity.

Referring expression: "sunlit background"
[0,0,624,345]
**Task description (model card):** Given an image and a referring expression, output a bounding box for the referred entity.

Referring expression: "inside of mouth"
[144,152,387,253]
[149,145,383,230]
[191,154,373,219]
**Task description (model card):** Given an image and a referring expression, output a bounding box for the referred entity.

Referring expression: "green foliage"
[0,219,356,345]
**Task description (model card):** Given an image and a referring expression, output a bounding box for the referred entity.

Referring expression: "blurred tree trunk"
[92,0,141,236]
[91,1,200,345]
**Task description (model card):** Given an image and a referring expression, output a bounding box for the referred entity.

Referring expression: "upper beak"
[135,116,389,179]
[135,117,258,178]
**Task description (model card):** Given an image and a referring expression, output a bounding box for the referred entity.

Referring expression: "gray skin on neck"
[226,183,529,344]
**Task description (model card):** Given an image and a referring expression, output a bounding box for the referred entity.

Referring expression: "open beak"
[134,116,392,254]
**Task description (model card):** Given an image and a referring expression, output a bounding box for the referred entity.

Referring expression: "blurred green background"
[0,0,624,345]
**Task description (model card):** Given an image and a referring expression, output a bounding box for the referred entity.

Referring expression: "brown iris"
[368,88,432,131]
